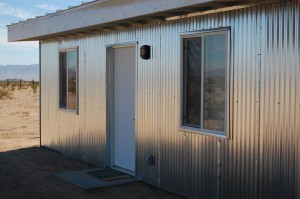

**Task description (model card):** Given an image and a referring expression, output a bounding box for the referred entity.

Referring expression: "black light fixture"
[140,45,150,60]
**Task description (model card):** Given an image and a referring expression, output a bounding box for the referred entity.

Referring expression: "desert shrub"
[30,83,39,94]
[0,81,8,89]
[0,89,9,99]
[18,83,27,90]
[10,83,16,91]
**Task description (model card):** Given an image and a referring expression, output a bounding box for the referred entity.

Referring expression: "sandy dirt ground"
[0,87,182,199]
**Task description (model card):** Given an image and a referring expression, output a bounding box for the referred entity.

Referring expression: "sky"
[0,0,89,65]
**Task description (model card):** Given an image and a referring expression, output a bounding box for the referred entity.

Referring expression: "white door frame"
[106,42,138,175]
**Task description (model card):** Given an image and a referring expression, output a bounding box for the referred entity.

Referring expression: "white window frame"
[58,47,79,114]
[179,28,230,139]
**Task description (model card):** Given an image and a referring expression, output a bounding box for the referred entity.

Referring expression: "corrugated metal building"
[7,0,300,198]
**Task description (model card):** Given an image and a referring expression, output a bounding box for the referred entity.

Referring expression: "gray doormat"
[87,168,133,181]
[56,168,136,190]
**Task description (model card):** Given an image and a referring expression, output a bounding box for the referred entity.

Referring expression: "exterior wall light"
[140,45,150,60]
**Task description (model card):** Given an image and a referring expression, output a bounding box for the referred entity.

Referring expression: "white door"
[113,46,136,172]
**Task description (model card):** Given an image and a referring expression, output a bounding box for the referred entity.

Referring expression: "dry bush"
[10,83,16,91]
[30,83,39,94]
[18,84,28,90]
[0,89,10,99]
[0,81,8,89]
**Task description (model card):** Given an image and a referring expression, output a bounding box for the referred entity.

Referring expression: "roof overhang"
[7,0,285,42]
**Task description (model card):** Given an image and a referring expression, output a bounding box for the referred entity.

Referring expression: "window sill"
[179,126,228,139]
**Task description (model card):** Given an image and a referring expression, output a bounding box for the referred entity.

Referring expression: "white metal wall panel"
[157,2,300,198]
[136,24,161,185]
[40,1,300,198]
[160,9,258,198]
[41,42,60,151]
[77,36,104,166]
[159,19,219,198]
[41,28,139,166]
[221,7,260,199]
[259,2,299,198]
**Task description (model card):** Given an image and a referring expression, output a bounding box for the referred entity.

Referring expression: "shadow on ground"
[0,146,182,199]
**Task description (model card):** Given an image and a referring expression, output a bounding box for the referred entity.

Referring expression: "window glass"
[183,38,201,127]
[59,49,78,111]
[67,51,77,110]
[59,52,67,108]
[203,34,226,131]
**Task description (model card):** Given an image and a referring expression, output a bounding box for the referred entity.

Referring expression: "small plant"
[0,89,9,99]
[18,83,28,90]
[10,83,16,91]
[0,81,8,89]
[31,83,39,94]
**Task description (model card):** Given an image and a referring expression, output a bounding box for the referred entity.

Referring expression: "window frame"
[58,47,79,114]
[179,28,230,139]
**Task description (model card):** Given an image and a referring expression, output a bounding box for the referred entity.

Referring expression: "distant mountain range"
[0,64,39,81]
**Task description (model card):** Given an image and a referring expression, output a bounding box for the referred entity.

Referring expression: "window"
[181,29,229,137]
[59,48,78,112]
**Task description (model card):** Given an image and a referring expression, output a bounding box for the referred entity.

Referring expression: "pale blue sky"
[0,0,88,65]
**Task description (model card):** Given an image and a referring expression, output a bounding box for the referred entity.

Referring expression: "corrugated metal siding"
[158,7,260,199]
[136,24,161,185]
[221,7,260,199]
[158,2,300,198]
[41,28,140,166]
[40,1,300,198]
[159,19,185,195]
[41,42,59,151]
[259,1,299,199]
[159,19,220,198]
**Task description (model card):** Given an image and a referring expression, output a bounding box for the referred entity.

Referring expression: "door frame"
[106,42,138,176]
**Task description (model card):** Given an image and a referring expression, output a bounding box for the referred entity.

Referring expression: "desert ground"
[0,84,182,199]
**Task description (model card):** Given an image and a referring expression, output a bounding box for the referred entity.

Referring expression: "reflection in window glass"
[183,38,201,127]
[59,52,67,108]
[59,49,78,111]
[203,34,226,131]
[67,51,77,110]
